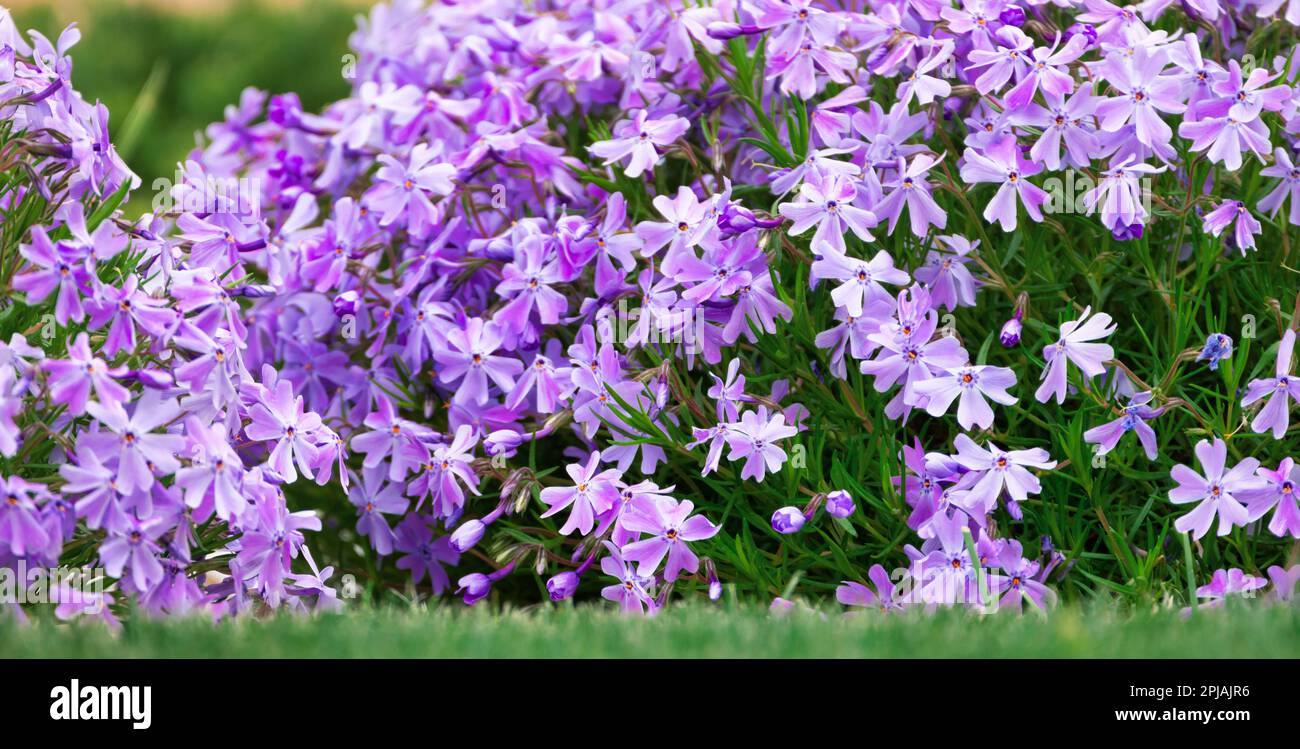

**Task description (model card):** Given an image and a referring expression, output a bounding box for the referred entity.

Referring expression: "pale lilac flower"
[897,42,953,108]
[1241,329,1300,438]
[877,153,948,237]
[1182,568,1268,615]
[1258,148,1300,226]
[12,226,89,325]
[540,451,622,536]
[779,173,877,253]
[725,407,799,481]
[913,364,1019,430]
[1035,305,1116,404]
[620,495,719,581]
[952,434,1057,515]
[1094,48,1186,149]
[1083,391,1162,460]
[588,110,689,178]
[959,135,1048,231]
[599,540,655,614]
[85,393,184,494]
[810,243,909,317]
[1169,437,1265,539]
[915,235,979,311]
[707,359,749,421]
[433,318,523,405]
[245,379,322,484]
[1201,200,1261,254]
[835,564,902,613]
[367,141,456,238]
[1243,458,1300,538]
[0,475,50,557]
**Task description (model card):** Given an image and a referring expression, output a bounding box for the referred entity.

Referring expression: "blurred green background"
[11,0,362,202]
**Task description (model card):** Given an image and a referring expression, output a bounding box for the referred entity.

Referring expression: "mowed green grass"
[4,604,1298,658]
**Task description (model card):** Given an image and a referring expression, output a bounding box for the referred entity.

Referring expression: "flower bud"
[546,571,580,601]
[455,573,492,605]
[998,6,1026,25]
[825,490,856,518]
[771,506,806,534]
[332,290,360,317]
[449,519,486,553]
[999,315,1022,348]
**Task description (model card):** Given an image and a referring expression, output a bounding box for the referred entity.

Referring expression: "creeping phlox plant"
[2,0,1300,626]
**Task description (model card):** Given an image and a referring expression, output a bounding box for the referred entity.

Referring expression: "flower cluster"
[2,0,1300,624]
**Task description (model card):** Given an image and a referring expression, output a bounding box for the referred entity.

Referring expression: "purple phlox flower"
[914,512,978,605]
[993,540,1057,612]
[1268,564,1300,602]
[623,267,679,349]
[959,134,1048,231]
[724,406,799,481]
[952,433,1057,515]
[540,450,623,536]
[174,416,246,522]
[393,513,459,593]
[495,236,568,337]
[1213,59,1292,122]
[1094,47,1185,149]
[779,172,877,253]
[836,563,904,613]
[620,494,719,581]
[1035,305,1117,404]
[349,397,434,482]
[1011,84,1101,170]
[913,363,1019,430]
[1242,457,1300,538]
[753,0,841,59]
[433,317,523,405]
[939,0,1008,51]
[1003,32,1088,110]
[366,141,456,238]
[549,30,630,82]
[810,84,868,146]
[347,465,409,555]
[769,145,861,195]
[234,495,321,607]
[599,540,656,614]
[686,423,730,477]
[915,235,979,310]
[1196,332,1233,371]
[60,448,129,533]
[588,109,689,178]
[41,332,128,416]
[723,270,794,345]
[244,378,323,484]
[878,152,948,237]
[1083,391,1162,460]
[707,359,750,420]
[810,243,909,317]
[86,275,177,358]
[1081,156,1166,231]
[965,25,1033,95]
[634,186,710,276]
[765,35,857,100]
[1169,437,1267,539]
[673,230,764,305]
[99,514,168,594]
[508,343,571,414]
[419,424,481,519]
[603,480,676,548]
[1179,106,1272,173]
[861,307,969,419]
[897,41,954,108]
[285,545,342,612]
[1182,568,1268,615]
[0,475,51,557]
[1241,329,1300,438]
[1259,148,1300,226]
[456,561,514,606]
[587,192,641,296]
[12,226,91,325]
[84,392,184,495]
[1201,200,1261,254]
